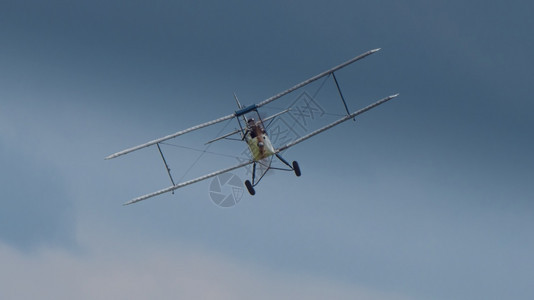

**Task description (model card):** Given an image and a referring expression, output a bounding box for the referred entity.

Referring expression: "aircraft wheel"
[292,161,301,177]
[245,180,256,195]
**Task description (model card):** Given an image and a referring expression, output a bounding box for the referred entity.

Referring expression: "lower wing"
[124,160,254,205]
[276,94,399,152]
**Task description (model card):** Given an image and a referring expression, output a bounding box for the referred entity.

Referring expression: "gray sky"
[1,0,533,299]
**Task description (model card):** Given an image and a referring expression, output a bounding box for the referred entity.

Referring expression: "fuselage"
[245,123,275,161]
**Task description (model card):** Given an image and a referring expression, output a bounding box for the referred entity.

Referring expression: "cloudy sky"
[1,0,533,299]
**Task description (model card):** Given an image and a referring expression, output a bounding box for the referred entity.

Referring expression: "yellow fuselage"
[245,129,275,161]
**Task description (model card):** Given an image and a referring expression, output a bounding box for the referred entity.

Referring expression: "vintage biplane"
[106,48,398,205]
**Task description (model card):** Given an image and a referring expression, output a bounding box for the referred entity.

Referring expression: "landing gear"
[245,156,300,196]
[292,161,301,177]
[276,153,301,177]
[245,180,255,195]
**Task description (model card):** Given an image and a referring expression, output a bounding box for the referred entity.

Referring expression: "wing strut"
[332,72,354,121]
[156,143,176,191]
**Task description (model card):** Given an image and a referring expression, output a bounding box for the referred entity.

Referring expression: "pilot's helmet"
[247,118,255,124]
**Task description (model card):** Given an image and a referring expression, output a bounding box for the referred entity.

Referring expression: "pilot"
[247,118,257,138]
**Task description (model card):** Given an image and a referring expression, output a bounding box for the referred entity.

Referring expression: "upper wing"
[123,160,254,205]
[105,113,235,159]
[106,48,380,160]
[255,48,380,109]
[276,94,399,152]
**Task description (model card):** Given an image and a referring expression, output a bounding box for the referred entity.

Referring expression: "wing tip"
[123,198,141,206]
[105,152,122,160]
[123,194,152,206]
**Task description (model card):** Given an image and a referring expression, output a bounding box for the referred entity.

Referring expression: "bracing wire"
[160,118,243,183]
[160,142,243,160]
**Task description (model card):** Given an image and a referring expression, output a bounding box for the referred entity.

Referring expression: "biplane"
[106,48,399,205]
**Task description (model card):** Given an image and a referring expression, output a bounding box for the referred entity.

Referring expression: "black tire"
[292,161,301,177]
[245,180,256,195]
